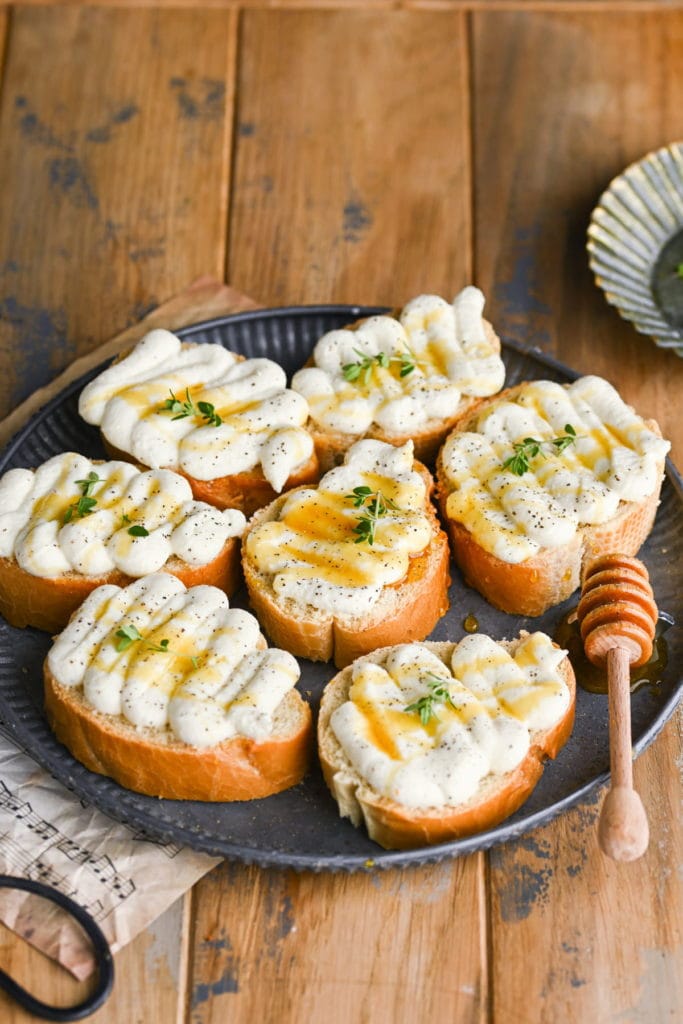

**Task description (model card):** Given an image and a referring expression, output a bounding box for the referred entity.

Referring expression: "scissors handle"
[0,874,114,1021]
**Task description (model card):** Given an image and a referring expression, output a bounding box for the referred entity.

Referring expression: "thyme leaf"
[75,472,103,497]
[403,675,456,726]
[159,388,222,427]
[342,347,415,385]
[345,487,400,545]
[502,424,577,476]
[127,524,150,537]
[63,472,103,523]
[112,622,192,663]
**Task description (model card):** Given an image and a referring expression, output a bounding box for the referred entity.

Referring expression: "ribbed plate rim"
[587,140,683,355]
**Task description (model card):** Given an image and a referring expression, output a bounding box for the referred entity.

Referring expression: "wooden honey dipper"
[576,554,657,862]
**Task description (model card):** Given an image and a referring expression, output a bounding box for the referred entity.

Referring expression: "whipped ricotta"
[47,574,301,748]
[291,288,505,436]
[78,329,314,490]
[244,440,433,616]
[0,453,245,578]
[440,376,671,564]
[330,633,571,809]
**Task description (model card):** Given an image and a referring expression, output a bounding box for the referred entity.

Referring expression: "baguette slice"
[318,636,576,850]
[436,377,670,616]
[45,671,311,801]
[0,542,241,634]
[44,574,312,801]
[0,455,245,633]
[242,444,450,669]
[292,289,505,471]
[79,330,320,517]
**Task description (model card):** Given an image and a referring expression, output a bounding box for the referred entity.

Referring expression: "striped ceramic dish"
[587,141,683,357]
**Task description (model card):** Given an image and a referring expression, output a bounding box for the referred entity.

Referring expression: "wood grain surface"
[0,6,236,413]
[473,12,683,1022]
[0,6,681,1024]
[228,9,470,305]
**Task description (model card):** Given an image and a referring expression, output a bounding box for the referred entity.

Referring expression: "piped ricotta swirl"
[330,633,571,808]
[291,287,505,435]
[0,453,245,578]
[440,376,671,564]
[244,440,434,616]
[47,574,301,748]
[78,329,314,490]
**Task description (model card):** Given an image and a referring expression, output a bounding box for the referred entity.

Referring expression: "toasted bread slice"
[44,574,312,800]
[318,635,576,850]
[242,441,450,669]
[102,437,319,518]
[45,671,311,801]
[292,289,505,470]
[0,454,245,633]
[436,377,670,616]
[0,543,241,634]
[79,329,320,516]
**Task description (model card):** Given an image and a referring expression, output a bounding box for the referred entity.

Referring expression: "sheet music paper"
[0,728,219,979]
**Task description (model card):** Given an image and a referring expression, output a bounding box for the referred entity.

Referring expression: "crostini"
[318,633,576,850]
[436,376,670,616]
[78,329,319,516]
[242,439,450,669]
[0,452,245,632]
[291,287,505,470]
[44,573,312,800]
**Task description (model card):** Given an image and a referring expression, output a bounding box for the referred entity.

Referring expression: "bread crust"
[102,437,320,518]
[435,385,666,616]
[0,537,241,634]
[318,639,576,850]
[302,320,502,471]
[241,464,451,669]
[44,665,312,801]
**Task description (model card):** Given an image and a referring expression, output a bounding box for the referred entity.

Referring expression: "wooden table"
[0,5,681,1022]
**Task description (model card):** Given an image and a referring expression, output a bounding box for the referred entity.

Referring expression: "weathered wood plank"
[228,9,471,306]
[473,12,683,1020]
[190,10,486,1024]
[7,1,681,10]
[488,711,683,1024]
[0,7,237,1023]
[0,6,237,416]
[473,9,683,461]
[0,898,187,1024]
[188,860,487,1024]
[9,0,392,8]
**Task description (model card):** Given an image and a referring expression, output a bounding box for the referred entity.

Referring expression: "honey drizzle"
[251,472,430,590]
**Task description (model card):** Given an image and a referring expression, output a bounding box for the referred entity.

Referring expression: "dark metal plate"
[0,306,680,872]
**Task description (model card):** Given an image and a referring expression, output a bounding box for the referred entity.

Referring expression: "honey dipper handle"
[598,646,649,861]
[607,646,634,789]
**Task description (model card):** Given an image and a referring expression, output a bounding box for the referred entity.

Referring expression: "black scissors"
[0,875,114,1021]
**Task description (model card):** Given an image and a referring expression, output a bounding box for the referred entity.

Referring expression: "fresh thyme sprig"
[502,424,577,477]
[403,675,456,726]
[114,624,170,653]
[159,388,222,427]
[342,347,415,385]
[346,486,400,545]
[63,472,103,524]
[114,624,199,667]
